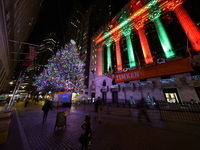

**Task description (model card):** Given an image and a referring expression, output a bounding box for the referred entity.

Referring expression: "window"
[165,93,179,103]
[163,88,181,104]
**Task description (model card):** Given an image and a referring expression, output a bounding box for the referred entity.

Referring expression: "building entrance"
[112,91,118,103]
[91,93,95,103]
[102,92,107,103]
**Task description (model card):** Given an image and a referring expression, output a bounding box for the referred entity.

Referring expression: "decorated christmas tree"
[33,41,86,92]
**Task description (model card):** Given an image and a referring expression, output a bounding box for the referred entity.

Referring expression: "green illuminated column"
[105,39,112,72]
[121,26,136,68]
[149,9,175,58]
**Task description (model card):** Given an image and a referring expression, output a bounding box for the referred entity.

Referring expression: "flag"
[186,37,193,62]
[186,46,193,62]
[28,46,38,60]
[22,61,33,66]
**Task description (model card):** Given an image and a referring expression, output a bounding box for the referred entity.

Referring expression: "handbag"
[78,133,84,144]
[42,105,45,111]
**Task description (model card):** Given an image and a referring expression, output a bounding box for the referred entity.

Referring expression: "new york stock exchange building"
[88,0,200,104]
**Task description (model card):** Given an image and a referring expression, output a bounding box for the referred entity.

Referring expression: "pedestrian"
[42,100,52,122]
[94,97,102,124]
[80,114,93,150]
[24,99,29,107]
[137,98,152,123]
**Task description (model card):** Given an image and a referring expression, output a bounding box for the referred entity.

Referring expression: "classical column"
[112,32,123,71]
[121,26,136,68]
[97,43,103,76]
[149,8,175,58]
[134,20,153,64]
[105,38,112,72]
[173,4,200,51]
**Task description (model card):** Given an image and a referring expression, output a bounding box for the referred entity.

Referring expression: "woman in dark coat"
[42,100,52,122]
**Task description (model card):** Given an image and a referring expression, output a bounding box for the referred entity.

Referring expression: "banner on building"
[114,58,194,83]
[22,61,33,66]
[28,46,38,60]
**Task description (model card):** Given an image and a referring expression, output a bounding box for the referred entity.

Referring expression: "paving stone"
[0,100,200,150]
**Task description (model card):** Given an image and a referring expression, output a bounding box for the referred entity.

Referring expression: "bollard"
[107,103,110,114]
[156,101,163,120]
[128,102,131,116]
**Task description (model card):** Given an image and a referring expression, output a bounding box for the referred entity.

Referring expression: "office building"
[0,0,43,93]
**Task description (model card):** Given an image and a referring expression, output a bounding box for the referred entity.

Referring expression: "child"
[81,114,93,150]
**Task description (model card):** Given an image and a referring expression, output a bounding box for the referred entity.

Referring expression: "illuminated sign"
[114,58,193,83]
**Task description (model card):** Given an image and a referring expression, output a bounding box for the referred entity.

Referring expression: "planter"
[0,113,11,121]
[0,119,10,145]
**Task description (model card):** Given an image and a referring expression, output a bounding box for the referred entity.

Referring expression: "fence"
[76,101,200,122]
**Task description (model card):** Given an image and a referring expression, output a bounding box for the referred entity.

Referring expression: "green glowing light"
[119,10,136,68]
[154,17,175,58]
[102,48,105,73]
[126,35,136,67]
[147,0,159,9]
[105,39,112,72]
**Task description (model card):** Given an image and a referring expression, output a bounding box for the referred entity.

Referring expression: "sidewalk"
[1,100,200,150]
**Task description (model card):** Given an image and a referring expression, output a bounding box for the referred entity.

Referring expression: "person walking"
[137,98,152,122]
[94,97,102,124]
[42,100,52,122]
[24,99,29,107]
[80,114,93,150]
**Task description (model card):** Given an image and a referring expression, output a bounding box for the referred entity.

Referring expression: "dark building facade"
[0,0,43,94]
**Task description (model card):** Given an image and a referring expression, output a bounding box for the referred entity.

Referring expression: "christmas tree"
[33,41,86,92]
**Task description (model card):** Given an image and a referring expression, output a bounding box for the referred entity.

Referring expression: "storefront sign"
[101,86,108,92]
[114,58,193,83]
[159,78,178,83]
[137,81,152,86]
[110,85,119,91]
[190,75,200,81]
[122,83,132,87]
[54,111,67,130]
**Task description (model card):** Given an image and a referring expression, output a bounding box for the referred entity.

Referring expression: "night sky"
[28,0,130,46]
[28,0,93,45]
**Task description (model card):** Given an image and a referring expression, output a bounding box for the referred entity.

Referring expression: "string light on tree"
[33,40,86,92]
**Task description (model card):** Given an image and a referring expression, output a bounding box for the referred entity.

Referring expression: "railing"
[156,102,200,121]
[75,101,200,122]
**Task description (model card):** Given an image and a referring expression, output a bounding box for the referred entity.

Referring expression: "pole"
[9,40,39,47]
[7,68,28,109]
[7,70,23,109]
